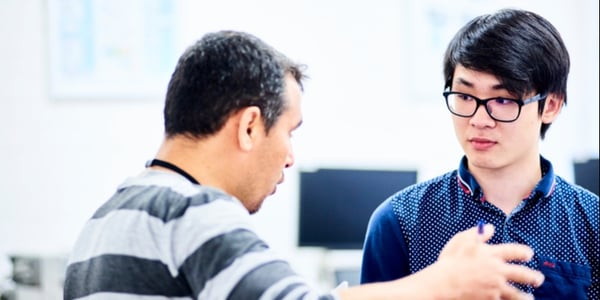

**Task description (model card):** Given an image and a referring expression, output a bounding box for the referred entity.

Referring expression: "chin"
[247,197,267,215]
[248,204,262,214]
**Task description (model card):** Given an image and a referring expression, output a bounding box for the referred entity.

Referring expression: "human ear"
[541,93,563,124]
[237,106,262,151]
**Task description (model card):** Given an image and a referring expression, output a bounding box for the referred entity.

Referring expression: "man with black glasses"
[360,8,598,299]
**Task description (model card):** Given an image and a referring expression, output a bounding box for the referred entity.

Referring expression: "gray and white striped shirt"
[64,170,338,300]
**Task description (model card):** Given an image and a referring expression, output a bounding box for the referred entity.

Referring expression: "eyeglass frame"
[442,91,548,122]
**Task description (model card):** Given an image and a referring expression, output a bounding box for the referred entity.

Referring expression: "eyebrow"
[455,77,505,91]
[455,77,473,88]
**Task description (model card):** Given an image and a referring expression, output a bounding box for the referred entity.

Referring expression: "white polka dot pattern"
[361,156,598,299]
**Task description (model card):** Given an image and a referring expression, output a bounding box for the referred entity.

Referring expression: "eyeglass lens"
[446,93,520,122]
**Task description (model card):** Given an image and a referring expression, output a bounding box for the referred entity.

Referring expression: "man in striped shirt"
[64,30,544,300]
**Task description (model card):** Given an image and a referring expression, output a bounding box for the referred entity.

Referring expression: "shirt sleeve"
[360,197,411,283]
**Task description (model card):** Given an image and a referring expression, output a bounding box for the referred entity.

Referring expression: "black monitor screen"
[298,168,417,249]
[574,158,599,196]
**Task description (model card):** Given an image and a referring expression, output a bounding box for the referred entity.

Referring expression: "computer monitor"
[574,158,599,196]
[298,168,417,250]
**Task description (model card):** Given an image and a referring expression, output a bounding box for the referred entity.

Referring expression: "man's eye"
[494,98,512,105]
[458,94,472,101]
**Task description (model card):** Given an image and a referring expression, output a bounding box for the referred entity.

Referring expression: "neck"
[470,158,541,215]
[146,159,199,184]
[151,134,236,193]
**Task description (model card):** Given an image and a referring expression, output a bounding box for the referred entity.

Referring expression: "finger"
[479,224,495,242]
[504,264,545,288]
[460,223,496,241]
[500,283,535,300]
[487,243,535,262]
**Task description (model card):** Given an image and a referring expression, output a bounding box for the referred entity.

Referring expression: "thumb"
[473,223,495,242]
[438,223,495,260]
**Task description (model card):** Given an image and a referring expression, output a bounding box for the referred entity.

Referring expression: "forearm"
[339,224,545,300]
[338,264,446,300]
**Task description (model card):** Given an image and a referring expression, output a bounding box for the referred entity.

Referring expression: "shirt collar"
[457,155,556,201]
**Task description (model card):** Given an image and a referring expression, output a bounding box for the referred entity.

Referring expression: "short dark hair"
[164,30,306,138]
[443,8,570,139]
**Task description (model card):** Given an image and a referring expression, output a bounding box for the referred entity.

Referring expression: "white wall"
[0,0,597,289]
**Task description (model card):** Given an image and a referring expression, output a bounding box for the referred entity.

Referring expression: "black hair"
[443,8,570,139]
[164,30,306,138]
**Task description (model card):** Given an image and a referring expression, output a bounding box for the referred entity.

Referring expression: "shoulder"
[388,171,457,207]
[552,176,599,206]
[366,171,457,226]
[95,170,247,223]
[550,176,598,227]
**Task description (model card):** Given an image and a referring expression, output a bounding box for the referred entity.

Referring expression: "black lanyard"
[145,159,199,184]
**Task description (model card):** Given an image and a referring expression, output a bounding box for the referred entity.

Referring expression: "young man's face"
[449,65,546,172]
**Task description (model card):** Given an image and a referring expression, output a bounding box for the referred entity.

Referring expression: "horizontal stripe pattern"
[199,251,284,299]
[259,277,306,300]
[74,292,192,300]
[65,254,191,298]
[95,177,241,222]
[68,199,254,273]
[181,228,271,296]
[229,261,297,300]
[65,171,339,300]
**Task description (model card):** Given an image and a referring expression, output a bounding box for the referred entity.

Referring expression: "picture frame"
[46,0,179,100]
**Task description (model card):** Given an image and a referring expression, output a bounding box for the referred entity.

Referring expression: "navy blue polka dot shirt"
[360,156,598,299]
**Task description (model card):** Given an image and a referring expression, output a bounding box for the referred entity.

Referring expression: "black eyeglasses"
[443,91,547,122]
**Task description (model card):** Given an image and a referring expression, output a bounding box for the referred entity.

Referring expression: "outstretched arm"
[337,224,544,300]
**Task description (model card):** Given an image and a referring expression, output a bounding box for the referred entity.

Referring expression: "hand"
[337,224,544,300]
[433,224,544,300]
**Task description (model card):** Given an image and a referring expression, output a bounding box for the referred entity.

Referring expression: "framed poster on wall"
[46,0,179,100]
[404,0,500,102]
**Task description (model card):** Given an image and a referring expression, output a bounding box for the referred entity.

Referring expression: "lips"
[271,173,285,195]
[469,137,496,150]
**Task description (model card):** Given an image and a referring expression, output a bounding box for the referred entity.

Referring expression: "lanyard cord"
[145,159,200,184]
